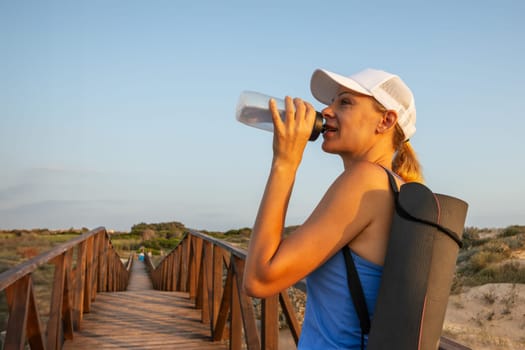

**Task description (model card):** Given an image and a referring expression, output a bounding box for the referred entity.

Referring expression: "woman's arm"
[243,96,314,296]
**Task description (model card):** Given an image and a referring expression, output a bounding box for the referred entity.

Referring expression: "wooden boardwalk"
[63,259,228,350]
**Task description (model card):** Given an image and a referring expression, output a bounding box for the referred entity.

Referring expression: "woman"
[243,67,422,349]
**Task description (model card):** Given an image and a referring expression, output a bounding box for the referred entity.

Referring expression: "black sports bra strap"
[379,165,400,194]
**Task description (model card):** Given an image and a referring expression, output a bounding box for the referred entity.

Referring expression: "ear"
[376,111,398,134]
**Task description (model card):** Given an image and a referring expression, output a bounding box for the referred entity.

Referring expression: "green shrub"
[463,250,508,273]
[502,234,525,250]
[462,227,481,248]
[498,225,525,238]
[474,262,525,284]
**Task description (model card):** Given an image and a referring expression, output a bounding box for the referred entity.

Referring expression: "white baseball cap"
[310,68,416,141]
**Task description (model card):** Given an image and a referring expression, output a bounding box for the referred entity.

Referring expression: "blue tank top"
[298,250,383,350]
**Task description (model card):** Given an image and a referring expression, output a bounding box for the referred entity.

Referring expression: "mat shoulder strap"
[342,246,369,350]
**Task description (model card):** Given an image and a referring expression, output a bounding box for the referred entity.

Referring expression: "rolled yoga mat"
[367,178,468,350]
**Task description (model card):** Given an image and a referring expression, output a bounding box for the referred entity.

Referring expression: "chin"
[321,141,338,154]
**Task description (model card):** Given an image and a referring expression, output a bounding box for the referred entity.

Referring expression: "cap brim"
[310,69,372,105]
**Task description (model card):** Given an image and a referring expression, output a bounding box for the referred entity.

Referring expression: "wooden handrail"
[0,227,132,350]
[147,229,471,350]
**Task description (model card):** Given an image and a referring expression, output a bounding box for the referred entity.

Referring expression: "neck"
[340,144,395,171]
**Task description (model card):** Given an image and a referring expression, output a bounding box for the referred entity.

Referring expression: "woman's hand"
[269,96,317,170]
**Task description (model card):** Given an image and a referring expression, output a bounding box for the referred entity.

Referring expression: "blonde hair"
[373,100,424,183]
[392,125,424,183]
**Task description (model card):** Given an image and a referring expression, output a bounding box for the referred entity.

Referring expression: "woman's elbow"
[243,273,263,297]
[243,273,275,298]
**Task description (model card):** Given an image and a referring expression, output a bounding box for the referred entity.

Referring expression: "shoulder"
[318,161,392,222]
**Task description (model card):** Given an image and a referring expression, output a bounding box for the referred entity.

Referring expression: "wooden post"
[84,236,94,313]
[213,260,233,341]
[233,257,260,350]
[212,244,224,333]
[261,294,279,350]
[193,237,203,302]
[101,234,108,291]
[73,240,87,329]
[230,260,242,350]
[200,240,213,324]
[188,236,197,300]
[279,291,301,344]
[4,275,30,350]
[91,233,99,299]
[47,253,66,350]
[62,249,74,341]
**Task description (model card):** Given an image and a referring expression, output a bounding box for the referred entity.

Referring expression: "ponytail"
[392,124,424,183]
[372,99,423,183]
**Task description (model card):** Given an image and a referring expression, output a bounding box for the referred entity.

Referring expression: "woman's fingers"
[270,95,315,141]
[269,98,284,133]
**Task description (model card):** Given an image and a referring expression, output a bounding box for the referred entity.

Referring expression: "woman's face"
[321,87,383,157]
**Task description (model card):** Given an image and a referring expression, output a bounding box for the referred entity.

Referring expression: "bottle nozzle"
[309,112,325,141]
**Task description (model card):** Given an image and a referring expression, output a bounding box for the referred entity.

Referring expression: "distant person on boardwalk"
[243,67,423,349]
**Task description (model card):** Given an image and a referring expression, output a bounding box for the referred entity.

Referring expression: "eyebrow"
[331,90,355,103]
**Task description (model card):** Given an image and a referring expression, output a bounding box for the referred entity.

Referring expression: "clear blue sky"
[1,1,523,232]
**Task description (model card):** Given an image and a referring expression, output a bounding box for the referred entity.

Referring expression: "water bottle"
[235,91,325,141]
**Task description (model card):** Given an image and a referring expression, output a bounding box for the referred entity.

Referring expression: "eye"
[340,97,353,106]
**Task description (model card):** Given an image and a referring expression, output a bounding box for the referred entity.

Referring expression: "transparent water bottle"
[235,91,325,141]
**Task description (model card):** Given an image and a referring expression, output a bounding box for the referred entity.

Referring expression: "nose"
[321,106,334,120]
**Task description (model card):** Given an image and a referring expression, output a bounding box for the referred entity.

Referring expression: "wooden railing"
[145,229,300,350]
[0,227,133,350]
[146,229,471,350]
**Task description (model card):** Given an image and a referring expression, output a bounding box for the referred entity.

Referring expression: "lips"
[323,124,338,134]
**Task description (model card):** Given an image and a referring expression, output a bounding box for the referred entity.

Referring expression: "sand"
[443,283,525,349]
